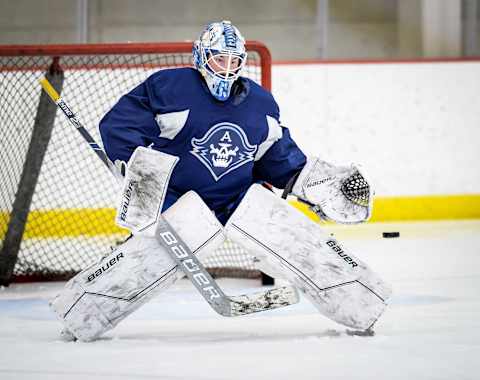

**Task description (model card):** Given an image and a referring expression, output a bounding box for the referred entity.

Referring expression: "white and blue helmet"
[193,20,247,101]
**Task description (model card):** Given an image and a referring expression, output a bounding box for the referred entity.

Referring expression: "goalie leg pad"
[50,191,226,341]
[225,184,392,330]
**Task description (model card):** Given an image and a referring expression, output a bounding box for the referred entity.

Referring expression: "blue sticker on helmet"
[223,23,237,48]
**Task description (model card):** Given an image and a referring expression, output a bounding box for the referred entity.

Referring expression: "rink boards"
[1,60,480,241]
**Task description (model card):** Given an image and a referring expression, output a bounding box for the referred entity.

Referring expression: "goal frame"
[0,41,272,285]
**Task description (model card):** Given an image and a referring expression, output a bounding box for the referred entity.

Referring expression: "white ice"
[1,221,479,380]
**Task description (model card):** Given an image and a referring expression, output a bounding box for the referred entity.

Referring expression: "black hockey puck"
[261,272,275,285]
[382,232,400,238]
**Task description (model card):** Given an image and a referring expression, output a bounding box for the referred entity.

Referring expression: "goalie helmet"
[193,20,247,101]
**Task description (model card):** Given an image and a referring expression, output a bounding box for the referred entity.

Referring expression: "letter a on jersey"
[190,122,257,181]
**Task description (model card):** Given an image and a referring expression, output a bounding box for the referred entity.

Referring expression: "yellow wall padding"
[1,194,480,239]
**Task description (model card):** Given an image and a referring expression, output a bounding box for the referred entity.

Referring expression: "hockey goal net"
[0,42,272,285]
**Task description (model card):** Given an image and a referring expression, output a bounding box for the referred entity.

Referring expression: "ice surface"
[1,221,479,380]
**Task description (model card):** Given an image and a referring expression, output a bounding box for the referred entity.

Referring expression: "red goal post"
[0,41,272,285]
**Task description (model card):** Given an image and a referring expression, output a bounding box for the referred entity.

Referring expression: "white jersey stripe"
[155,109,190,140]
[254,115,283,161]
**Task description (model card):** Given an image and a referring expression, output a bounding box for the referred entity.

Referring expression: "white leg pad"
[50,191,225,341]
[225,184,392,330]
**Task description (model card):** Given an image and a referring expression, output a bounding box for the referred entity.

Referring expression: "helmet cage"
[201,48,247,82]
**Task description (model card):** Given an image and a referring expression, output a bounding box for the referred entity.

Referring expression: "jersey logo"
[190,122,257,181]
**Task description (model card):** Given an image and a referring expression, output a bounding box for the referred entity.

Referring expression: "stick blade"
[228,285,299,316]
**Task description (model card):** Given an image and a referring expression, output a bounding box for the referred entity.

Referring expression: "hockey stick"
[39,77,299,317]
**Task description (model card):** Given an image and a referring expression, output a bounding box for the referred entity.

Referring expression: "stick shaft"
[39,78,115,174]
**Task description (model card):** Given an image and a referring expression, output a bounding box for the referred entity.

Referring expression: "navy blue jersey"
[100,67,306,223]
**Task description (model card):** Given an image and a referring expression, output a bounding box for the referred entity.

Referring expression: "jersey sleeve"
[253,126,307,189]
[99,78,158,163]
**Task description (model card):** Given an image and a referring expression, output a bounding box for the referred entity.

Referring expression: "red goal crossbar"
[0,41,271,90]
